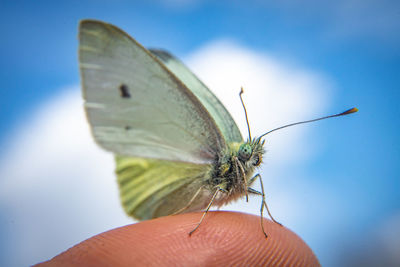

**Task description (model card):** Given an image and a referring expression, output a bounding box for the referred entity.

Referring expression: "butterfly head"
[238,137,265,168]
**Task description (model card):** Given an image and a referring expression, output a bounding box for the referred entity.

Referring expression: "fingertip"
[37,211,320,266]
[183,212,320,266]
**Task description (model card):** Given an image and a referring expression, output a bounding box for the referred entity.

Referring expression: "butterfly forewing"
[79,20,227,164]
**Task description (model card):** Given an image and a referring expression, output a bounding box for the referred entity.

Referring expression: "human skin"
[35,211,320,266]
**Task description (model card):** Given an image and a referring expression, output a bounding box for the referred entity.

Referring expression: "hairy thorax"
[207,141,262,206]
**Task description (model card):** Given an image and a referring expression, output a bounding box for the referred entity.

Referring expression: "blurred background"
[0,1,399,266]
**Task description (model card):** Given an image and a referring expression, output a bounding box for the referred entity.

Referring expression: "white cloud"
[185,40,330,168]
[0,41,332,266]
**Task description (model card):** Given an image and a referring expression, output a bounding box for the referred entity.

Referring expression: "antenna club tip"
[341,107,358,115]
[239,87,244,95]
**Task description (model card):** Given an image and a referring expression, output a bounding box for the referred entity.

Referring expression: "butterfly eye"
[238,144,252,161]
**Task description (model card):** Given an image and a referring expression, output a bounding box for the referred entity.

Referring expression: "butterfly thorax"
[208,137,265,202]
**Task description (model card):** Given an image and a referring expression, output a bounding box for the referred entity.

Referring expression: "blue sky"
[0,1,399,266]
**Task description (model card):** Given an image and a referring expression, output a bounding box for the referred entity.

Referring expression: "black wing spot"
[125,125,131,130]
[119,84,131,98]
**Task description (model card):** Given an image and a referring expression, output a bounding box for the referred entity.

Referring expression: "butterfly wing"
[116,156,213,220]
[79,20,226,164]
[150,49,243,143]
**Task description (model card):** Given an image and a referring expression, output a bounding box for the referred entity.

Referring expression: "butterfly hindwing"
[116,156,213,220]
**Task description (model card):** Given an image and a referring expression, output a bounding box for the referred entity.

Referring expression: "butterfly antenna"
[259,107,358,138]
[239,87,252,141]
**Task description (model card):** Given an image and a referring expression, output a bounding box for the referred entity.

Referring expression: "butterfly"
[78,19,357,237]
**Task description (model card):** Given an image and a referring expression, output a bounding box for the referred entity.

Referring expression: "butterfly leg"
[189,186,226,236]
[234,156,249,202]
[248,174,282,238]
